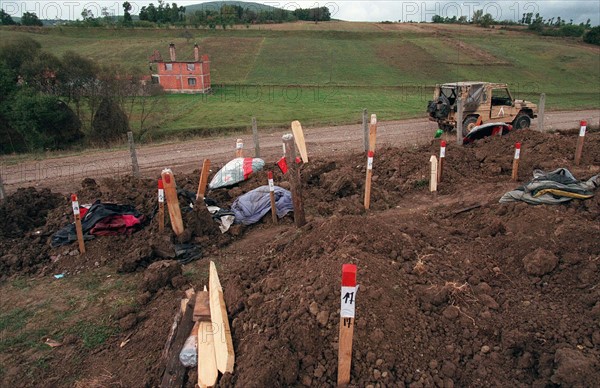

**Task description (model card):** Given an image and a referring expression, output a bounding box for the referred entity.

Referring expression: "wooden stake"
[538,93,546,132]
[268,171,277,223]
[209,261,235,374]
[362,109,368,152]
[438,140,446,183]
[364,151,374,210]
[252,117,260,157]
[196,159,211,200]
[235,139,243,158]
[158,179,165,233]
[282,134,306,227]
[575,120,587,166]
[512,142,521,181]
[338,264,357,386]
[196,286,218,388]
[161,169,184,236]
[70,194,86,254]
[127,131,140,178]
[368,114,377,152]
[291,120,309,163]
[429,155,438,193]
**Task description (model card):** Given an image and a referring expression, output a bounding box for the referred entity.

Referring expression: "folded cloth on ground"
[500,168,598,205]
[231,186,293,225]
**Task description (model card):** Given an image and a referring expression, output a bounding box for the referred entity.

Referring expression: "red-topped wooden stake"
[512,142,521,181]
[267,171,277,223]
[438,140,446,183]
[71,194,86,254]
[364,151,375,210]
[158,179,165,233]
[575,120,587,165]
[338,263,357,386]
[196,159,211,201]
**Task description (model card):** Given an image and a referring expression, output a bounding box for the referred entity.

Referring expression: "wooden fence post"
[362,109,369,152]
[282,134,306,227]
[127,131,140,178]
[0,174,5,202]
[252,117,260,158]
[538,93,546,132]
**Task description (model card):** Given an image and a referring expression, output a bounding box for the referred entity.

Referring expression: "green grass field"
[1,24,598,140]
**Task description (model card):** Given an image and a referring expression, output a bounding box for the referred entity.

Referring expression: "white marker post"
[429,155,438,193]
[512,142,521,181]
[268,171,277,223]
[338,264,357,386]
[71,194,86,254]
[364,151,374,210]
[575,120,587,166]
[235,139,244,158]
[158,179,165,233]
[438,140,446,183]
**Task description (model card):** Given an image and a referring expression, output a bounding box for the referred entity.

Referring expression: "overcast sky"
[3,1,599,25]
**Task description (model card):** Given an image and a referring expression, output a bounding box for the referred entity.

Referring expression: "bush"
[583,26,600,45]
[91,98,129,145]
[559,24,586,37]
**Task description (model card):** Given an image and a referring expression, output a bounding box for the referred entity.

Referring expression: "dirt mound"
[0,128,598,387]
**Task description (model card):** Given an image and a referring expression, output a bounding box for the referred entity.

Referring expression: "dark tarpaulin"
[51,201,146,247]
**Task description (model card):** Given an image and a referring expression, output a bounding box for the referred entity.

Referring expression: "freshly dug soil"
[0,128,598,387]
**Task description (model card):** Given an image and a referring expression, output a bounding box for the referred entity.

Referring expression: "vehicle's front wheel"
[462,116,479,137]
[513,114,531,130]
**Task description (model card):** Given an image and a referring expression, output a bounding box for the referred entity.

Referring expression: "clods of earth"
[1,128,599,387]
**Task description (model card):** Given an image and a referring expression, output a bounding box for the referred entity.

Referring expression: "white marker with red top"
[71,194,86,254]
[158,179,165,232]
[338,264,357,386]
[438,140,446,183]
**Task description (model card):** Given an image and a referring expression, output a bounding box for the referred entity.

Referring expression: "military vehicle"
[427,82,538,136]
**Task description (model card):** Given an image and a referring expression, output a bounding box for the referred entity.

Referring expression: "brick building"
[150,43,211,94]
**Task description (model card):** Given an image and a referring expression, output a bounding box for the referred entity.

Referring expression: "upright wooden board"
[291,120,309,163]
[161,169,184,236]
[197,159,211,200]
[338,264,357,386]
[209,261,235,373]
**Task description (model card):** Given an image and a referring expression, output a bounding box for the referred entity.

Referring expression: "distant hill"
[185,1,284,13]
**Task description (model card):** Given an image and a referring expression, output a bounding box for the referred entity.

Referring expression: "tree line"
[431,9,599,44]
[0,37,166,154]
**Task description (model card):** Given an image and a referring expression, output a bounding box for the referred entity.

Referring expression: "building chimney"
[169,43,176,61]
[194,43,200,62]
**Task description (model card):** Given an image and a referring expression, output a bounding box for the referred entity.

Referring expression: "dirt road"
[1,110,598,194]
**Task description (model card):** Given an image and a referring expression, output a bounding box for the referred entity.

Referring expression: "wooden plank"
[127,131,140,178]
[512,142,521,181]
[291,120,309,163]
[209,261,235,374]
[268,171,277,223]
[362,109,368,152]
[363,151,374,210]
[161,296,196,388]
[71,194,86,254]
[194,289,211,322]
[429,155,438,193]
[161,168,184,236]
[252,117,260,157]
[196,159,211,201]
[158,179,165,233]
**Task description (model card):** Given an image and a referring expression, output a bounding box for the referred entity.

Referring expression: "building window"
[188,78,196,86]
[151,75,159,84]
[165,63,173,71]
[187,63,195,71]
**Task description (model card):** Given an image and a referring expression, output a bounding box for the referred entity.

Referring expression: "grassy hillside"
[0,24,598,138]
